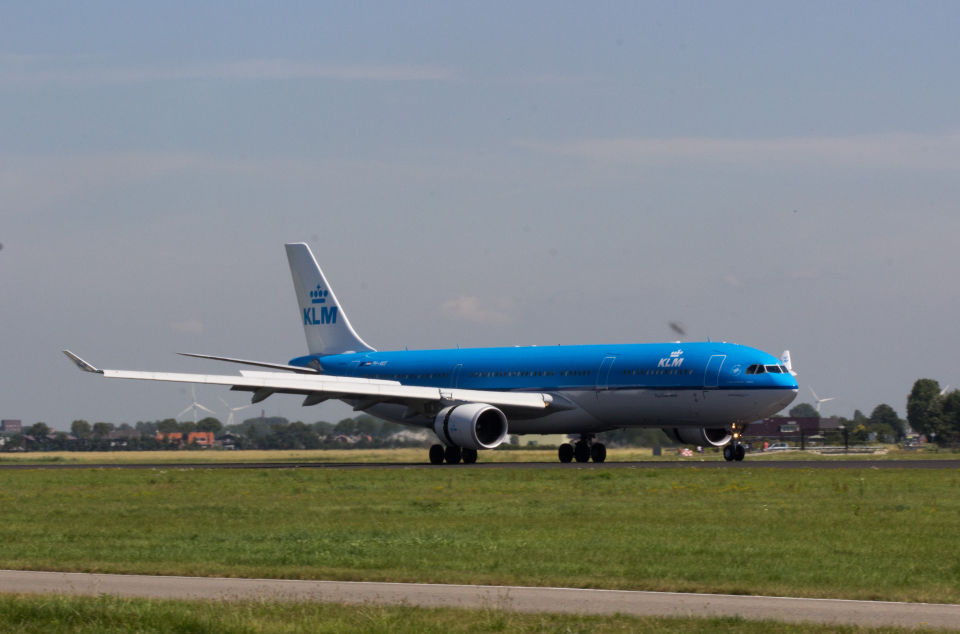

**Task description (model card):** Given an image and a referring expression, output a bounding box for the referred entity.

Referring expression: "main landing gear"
[429,444,478,465]
[558,434,606,463]
[723,422,746,462]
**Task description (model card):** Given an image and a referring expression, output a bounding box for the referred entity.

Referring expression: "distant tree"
[334,418,357,436]
[355,416,379,436]
[907,379,944,443]
[135,421,158,436]
[92,422,114,440]
[71,420,92,438]
[868,404,905,442]
[939,390,960,446]
[196,417,222,434]
[28,422,51,439]
[3,433,25,451]
[156,419,180,434]
[312,421,335,436]
[789,403,819,418]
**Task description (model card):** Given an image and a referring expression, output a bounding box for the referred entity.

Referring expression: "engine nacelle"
[665,426,731,447]
[433,403,508,450]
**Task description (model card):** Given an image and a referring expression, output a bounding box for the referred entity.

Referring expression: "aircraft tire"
[723,445,734,462]
[558,443,574,463]
[734,444,746,461]
[574,441,591,463]
[590,442,607,463]
[429,444,445,465]
[444,445,462,465]
[462,448,478,464]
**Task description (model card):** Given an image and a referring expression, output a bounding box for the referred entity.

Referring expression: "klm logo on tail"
[304,285,338,325]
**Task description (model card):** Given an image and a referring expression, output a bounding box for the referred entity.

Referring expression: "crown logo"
[670,349,683,358]
[310,285,330,304]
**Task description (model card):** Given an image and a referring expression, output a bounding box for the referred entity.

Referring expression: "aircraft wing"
[63,350,552,410]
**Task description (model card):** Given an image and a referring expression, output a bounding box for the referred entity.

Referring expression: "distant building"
[187,431,215,447]
[155,431,216,448]
[746,417,820,438]
[156,432,184,445]
[1,420,22,434]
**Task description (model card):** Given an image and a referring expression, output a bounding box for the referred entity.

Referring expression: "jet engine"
[433,403,508,450]
[664,426,731,447]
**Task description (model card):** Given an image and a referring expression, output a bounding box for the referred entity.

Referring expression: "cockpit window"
[746,364,765,374]
[765,365,782,373]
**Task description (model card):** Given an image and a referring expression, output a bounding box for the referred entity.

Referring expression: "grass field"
[0,446,955,464]
[0,594,938,633]
[1,466,958,604]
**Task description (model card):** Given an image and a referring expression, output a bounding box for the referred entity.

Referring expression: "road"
[0,570,958,629]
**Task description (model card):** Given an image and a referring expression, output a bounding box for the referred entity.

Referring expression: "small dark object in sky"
[669,321,686,337]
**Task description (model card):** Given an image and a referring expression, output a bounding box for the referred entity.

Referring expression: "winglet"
[62,350,103,374]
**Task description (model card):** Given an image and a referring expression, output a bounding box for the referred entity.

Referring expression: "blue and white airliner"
[65,243,798,464]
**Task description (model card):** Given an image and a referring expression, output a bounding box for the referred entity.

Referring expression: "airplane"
[64,243,799,464]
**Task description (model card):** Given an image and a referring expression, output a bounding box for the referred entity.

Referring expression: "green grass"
[0,445,955,465]
[0,467,958,603]
[0,594,939,633]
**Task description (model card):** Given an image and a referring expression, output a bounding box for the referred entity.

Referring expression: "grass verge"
[1,466,959,602]
[0,594,939,633]
[0,446,955,464]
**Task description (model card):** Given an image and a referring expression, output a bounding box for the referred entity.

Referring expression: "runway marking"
[1,570,958,629]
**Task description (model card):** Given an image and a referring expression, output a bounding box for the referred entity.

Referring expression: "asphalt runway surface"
[1,570,958,629]
[0,459,957,470]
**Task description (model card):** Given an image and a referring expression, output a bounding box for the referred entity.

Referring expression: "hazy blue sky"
[3,2,958,429]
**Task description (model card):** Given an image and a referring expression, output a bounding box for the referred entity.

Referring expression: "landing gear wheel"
[429,444,445,465]
[590,442,607,463]
[444,445,462,465]
[461,448,478,464]
[723,445,734,462]
[558,443,574,463]
[734,444,746,462]
[574,441,591,463]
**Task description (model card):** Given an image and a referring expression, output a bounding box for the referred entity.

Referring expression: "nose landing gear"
[723,423,746,462]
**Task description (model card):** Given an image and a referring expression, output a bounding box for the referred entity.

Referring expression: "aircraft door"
[704,355,726,388]
[596,356,616,391]
[451,363,463,388]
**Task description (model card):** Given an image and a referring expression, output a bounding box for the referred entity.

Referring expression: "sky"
[2,2,959,430]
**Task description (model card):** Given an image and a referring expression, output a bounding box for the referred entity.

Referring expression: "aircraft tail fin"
[285,243,375,356]
[780,350,797,376]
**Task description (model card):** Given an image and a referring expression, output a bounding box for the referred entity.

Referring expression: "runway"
[0,459,957,470]
[1,570,958,629]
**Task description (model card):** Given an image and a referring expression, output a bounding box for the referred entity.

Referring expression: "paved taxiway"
[1,570,958,629]
[0,459,957,470]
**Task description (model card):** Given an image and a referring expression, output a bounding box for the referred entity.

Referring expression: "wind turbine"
[809,386,835,414]
[177,385,216,423]
[219,396,252,427]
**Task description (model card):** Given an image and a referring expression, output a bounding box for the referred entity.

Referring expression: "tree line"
[5,377,958,452]
[1,415,426,452]
[907,379,960,446]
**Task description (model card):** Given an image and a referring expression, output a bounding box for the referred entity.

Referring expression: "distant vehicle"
[64,243,798,464]
[766,442,791,451]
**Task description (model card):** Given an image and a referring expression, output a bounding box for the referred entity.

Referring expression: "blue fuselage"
[290,341,798,434]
